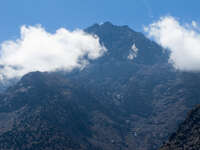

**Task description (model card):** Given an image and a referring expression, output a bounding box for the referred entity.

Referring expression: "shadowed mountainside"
[160,105,200,150]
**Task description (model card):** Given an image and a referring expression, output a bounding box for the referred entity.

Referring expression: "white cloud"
[0,25,106,79]
[192,21,197,28]
[145,16,200,71]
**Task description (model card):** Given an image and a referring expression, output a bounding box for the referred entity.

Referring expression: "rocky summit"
[0,22,200,150]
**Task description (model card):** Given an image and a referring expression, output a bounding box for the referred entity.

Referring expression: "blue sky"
[0,0,200,78]
[0,0,200,42]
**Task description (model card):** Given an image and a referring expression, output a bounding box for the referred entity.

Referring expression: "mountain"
[0,22,200,150]
[160,105,200,150]
[85,21,168,64]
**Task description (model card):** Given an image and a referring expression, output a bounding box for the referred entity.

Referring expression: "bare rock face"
[160,105,200,150]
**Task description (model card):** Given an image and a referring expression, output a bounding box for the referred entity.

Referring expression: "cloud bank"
[145,16,200,71]
[0,25,106,79]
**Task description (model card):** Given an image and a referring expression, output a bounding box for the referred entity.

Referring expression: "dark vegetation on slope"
[160,105,200,150]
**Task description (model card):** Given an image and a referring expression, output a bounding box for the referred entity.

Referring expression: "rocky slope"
[0,22,200,150]
[160,105,200,150]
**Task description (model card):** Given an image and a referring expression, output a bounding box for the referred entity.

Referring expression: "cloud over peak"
[0,25,106,79]
[145,16,200,72]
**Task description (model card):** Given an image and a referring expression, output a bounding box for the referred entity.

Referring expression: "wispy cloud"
[0,25,106,79]
[145,16,200,71]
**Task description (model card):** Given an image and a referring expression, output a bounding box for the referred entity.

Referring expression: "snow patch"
[128,43,139,60]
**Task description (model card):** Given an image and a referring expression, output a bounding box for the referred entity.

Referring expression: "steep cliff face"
[160,105,200,150]
[0,22,200,150]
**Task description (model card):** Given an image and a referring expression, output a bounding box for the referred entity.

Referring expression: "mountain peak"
[86,21,135,34]
[101,21,114,26]
[100,21,131,29]
[85,22,168,64]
